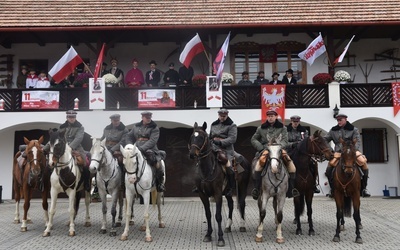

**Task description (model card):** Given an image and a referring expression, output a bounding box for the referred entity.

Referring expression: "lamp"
[333,104,339,118]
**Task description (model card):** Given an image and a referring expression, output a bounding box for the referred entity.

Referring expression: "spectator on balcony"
[36,70,51,88]
[163,62,180,86]
[253,71,269,85]
[100,62,108,77]
[269,72,282,85]
[178,64,194,86]
[125,58,144,88]
[26,68,38,89]
[145,60,161,87]
[107,58,124,87]
[238,71,253,85]
[16,65,28,89]
[282,69,297,85]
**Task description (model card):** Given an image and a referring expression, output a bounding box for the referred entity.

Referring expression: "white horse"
[89,138,124,236]
[119,143,165,242]
[42,129,91,237]
[254,143,289,243]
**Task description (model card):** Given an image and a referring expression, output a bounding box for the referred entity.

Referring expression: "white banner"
[138,89,176,108]
[89,78,106,109]
[206,76,222,108]
[298,33,326,66]
[21,90,59,109]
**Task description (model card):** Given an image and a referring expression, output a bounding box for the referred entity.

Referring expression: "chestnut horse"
[332,138,362,244]
[13,136,50,232]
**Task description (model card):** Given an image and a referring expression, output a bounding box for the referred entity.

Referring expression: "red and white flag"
[93,43,106,83]
[298,33,326,66]
[392,82,400,116]
[48,46,83,83]
[213,32,230,84]
[179,33,205,68]
[261,85,286,122]
[333,35,355,66]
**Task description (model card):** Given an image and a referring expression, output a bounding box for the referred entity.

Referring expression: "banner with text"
[206,76,222,107]
[89,78,106,109]
[21,90,60,109]
[138,89,176,108]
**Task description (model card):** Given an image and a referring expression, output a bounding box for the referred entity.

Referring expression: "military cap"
[66,110,77,118]
[272,72,280,77]
[336,114,348,119]
[290,115,301,122]
[109,114,120,120]
[218,108,229,114]
[266,109,278,116]
[141,111,153,117]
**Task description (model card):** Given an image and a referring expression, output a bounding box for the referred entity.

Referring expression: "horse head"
[189,122,209,159]
[340,137,357,176]
[267,140,283,174]
[48,128,66,167]
[23,136,45,176]
[120,143,142,184]
[89,138,106,173]
[308,130,334,161]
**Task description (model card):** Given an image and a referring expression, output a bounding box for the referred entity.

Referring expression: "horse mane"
[297,136,309,154]
[49,128,59,145]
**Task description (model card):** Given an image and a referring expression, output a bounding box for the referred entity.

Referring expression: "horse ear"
[38,136,44,144]
[202,122,207,131]
[24,137,30,145]
[194,122,198,129]
[100,138,106,146]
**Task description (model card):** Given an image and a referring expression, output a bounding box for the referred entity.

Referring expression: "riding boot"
[289,173,300,198]
[325,166,334,198]
[251,170,262,200]
[155,166,165,192]
[361,169,371,197]
[225,168,235,197]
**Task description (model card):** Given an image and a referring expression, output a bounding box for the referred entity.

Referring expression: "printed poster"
[21,90,60,109]
[206,76,222,108]
[89,78,106,109]
[138,89,176,108]
[261,84,286,122]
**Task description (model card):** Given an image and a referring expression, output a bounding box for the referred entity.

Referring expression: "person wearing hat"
[26,68,38,88]
[282,69,297,85]
[107,58,125,87]
[250,109,299,200]
[125,111,166,192]
[238,71,253,85]
[145,60,161,87]
[324,114,371,197]
[253,70,269,85]
[163,62,180,86]
[269,72,282,85]
[16,65,28,89]
[100,62,108,77]
[125,58,144,88]
[286,115,320,193]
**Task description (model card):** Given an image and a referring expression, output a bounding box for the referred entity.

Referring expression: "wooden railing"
[0,83,392,112]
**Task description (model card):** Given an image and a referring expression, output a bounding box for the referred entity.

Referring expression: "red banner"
[261,85,286,122]
[392,82,400,116]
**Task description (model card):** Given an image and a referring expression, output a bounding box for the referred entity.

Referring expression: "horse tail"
[151,189,157,208]
[343,196,352,217]
[296,195,305,216]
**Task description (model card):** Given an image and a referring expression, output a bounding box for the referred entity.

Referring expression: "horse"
[188,122,251,247]
[290,130,334,236]
[254,142,288,243]
[119,143,166,242]
[332,138,362,244]
[12,136,51,232]
[89,138,124,236]
[42,129,91,237]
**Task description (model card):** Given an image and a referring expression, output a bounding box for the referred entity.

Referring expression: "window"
[361,128,387,163]
[230,42,262,84]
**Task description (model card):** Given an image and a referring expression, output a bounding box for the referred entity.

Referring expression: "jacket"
[287,123,309,148]
[324,121,361,152]
[210,116,237,160]
[100,122,129,153]
[251,120,288,152]
[125,120,159,152]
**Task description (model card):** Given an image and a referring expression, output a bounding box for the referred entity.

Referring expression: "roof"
[1,0,400,30]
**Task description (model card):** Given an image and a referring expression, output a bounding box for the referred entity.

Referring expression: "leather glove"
[212,140,222,146]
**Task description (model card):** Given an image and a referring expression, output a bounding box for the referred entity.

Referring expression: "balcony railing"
[0,83,392,112]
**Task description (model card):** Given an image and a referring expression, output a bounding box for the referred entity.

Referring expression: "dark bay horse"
[289,130,333,236]
[13,136,50,231]
[188,122,250,247]
[332,138,362,244]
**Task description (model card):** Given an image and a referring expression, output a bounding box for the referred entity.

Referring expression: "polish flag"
[213,32,230,84]
[179,33,205,68]
[333,35,355,66]
[93,43,106,83]
[48,46,83,83]
[298,33,326,66]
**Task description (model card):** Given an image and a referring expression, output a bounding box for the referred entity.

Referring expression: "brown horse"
[332,138,362,244]
[13,136,51,232]
[290,130,333,236]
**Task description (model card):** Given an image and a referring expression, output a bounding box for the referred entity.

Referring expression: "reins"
[190,130,218,182]
[123,149,153,191]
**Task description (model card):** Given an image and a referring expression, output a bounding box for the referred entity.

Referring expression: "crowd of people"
[238,69,298,86]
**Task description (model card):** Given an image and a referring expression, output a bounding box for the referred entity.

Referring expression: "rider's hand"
[212,139,222,146]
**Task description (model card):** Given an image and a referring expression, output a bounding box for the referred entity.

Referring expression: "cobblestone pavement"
[0,196,399,250]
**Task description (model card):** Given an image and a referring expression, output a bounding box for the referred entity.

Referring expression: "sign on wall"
[138,89,176,108]
[21,90,59,109]
[89,78,106,109]
[206,76,222,108]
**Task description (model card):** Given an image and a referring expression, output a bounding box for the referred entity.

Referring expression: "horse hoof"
[203,236,212,242]
[145,236,152,242]
[84,222,91,227]
[309,230,315,236]
[224,227,231,233]
[159,223,165,228]
[333,236,340,242]
[120,235,128,241]
[296,229,303,235]
[14,219,20,224]
[139,225,146,231]
[340,225,345,231]
[109,231,117,237]
[21,227,27,232]
[99,229,107,234]
[355,237,363,244]
[359,224,363,230]
[69,231,76,237]
[255,236,263,242]
[42,232,50,237]
[239,227,246,232]
[217,240,225,247]
[276,237,285,244]
[129,221,134,226]
[115,222,121,227]
[27,220,33,224]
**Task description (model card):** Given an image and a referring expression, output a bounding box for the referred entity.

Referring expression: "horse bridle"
[91,144,117,189]
[189,130,212,159]
[308,136,332,162]
[123,150,152,190]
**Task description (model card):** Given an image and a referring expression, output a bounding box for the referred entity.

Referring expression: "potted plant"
[192,74,207,87]
[222,72,234,86]
[334,70,351,84]
[103,73,118,87]
[312,73,333,85]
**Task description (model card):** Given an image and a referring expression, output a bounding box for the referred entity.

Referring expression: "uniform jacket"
[36,77,51,88]
[44,120,85,155]
[145,69,161,87]
[324,121,361,152]
[287,123,309,147]
[100,122,129,153]
[251,120,288,152]
[16,73,27,89]
[238,79,253,86]
[125,120,159,152]
[210,117,237,160]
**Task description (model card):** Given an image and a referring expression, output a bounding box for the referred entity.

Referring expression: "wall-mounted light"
[333,104,339,118]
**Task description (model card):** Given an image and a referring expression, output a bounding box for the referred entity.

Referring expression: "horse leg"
[255,195,267,242]
[21,185,32,231]
[120,189,134,241]
[43,186,59,237]
[214,194,225,247]
[115,189,124,227]
[274,196,285,244]
[353,197,363,244]
[157,192,165,228]
[14,181,21,224]
[237,180,247,232]
[84,190,91,227]
[41,188,49,228]
[224,195,233,233]
[199,193,213,243]
[305,192,315,236]
[333,203,342,242]
[141,191,152,242]
[109,190,119,237]
[67,190,77,236]
[294,195,303,235]
[99,188,108,234]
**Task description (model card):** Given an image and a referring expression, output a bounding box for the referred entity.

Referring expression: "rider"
[250,109,299,200]
[286,115,320,193]
[44,110,90,192]
[209,108,237,196]
[125,111,165,192]
[324,113,371,198]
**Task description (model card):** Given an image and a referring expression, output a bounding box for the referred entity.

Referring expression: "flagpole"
[82,61,94,76]
[203,50,211,65]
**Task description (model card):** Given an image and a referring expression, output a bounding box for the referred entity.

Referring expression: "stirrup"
[251,188,259,200]
[314,186,321,194]
[362,189,371,197]
[292,188,300,198]
[157,183,165,192]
